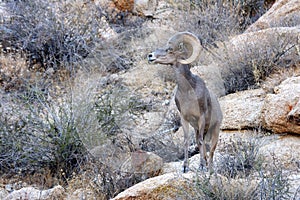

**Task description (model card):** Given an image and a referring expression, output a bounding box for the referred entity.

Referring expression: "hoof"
[208,167,215,175]
[199,164,208,172]
[183,165,189,173]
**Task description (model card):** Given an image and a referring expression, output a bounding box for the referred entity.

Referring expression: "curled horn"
[168,32,202,64]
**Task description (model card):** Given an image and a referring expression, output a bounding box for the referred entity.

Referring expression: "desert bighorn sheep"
[148,32,223,172]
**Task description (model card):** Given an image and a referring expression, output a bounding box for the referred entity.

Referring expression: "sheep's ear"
[178,43,184,51]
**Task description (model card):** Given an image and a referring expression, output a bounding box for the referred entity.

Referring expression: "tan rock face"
[112,172,199,200]
[121,151,163,179]
[262,77,300,134]
[287,99,300,125]
[246,0,300,32]
[219,89,266,130]
[221,27,300,62]
[4,186,65,200]
[112,170,261,200]
[259,134,300,170]
[133,0,157,17]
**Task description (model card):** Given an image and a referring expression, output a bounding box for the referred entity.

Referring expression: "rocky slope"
[111,0,300,199]
[1,0,300,199]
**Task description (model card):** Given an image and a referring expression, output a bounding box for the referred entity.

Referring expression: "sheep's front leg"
[196,116,207,171]
[181,117,190,173]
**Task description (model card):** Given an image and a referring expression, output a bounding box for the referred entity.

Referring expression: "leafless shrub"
[192,174,258,200]
[0,92,88,177]
[189,135,292,200]
[257,164,291,200]
[1,0,103,73]
[180,0,269,47]
[95,83,153,136]
[219,32,300,93]
[0,87,119,198]
[217,135,263,178]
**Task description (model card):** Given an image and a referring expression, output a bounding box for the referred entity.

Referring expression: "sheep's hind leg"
[208,123,220,171]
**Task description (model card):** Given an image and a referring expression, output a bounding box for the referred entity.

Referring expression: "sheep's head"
[148,32,202,65]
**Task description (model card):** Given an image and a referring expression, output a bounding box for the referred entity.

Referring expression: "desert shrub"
[95,83,152,136]
[1,0,104,73]
[192,168,291,200]
[1,0,148,76]
[0,92,89,179]
[176,0,300,94]
[190,136,292,200]
[192,174,258,200]
[0,0,144,97]
[0,113,52,175]
[257,165,291,200]
[0,60,152,197]
[0,89,117,198]
[42,103,89,179]
[181,0,269,47]
[219,32,300,93]
[217,135,263,178]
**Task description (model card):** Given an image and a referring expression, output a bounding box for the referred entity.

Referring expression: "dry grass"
[0,54,30,91]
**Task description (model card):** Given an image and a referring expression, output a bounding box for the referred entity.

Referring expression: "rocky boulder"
[112,170,260,200]
[133,0,157,17]
[262,77,300,134]
[246,0,300,32]
[288,99,300,125]
[120,151,163,180]
[4,185,65,200]
[218,27,300,66]
[90,133,134,171]
[219,89,266,130]
[259,134,300,170]
[112,172,200,200]
[138,127,185,162]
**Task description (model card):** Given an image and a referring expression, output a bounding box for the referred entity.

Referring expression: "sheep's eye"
[167,48,173,53]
